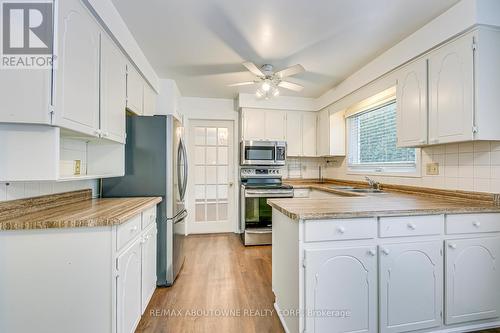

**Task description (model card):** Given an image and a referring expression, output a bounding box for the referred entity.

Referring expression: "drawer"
[304,218,377,242]
[116,214,142,250]
[142,206,157,229]
[379,215,443,238]
[293,189,309,198]
[446,213,500,234]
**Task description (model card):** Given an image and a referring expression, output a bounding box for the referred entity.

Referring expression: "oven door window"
[245,146,275,161]
[245,197,272,227]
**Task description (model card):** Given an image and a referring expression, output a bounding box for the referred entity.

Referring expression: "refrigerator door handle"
[181,139,188,201]
[177,138,188,201]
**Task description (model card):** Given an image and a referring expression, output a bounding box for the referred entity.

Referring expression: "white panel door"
[189,120,235,234]
[126,65,144,115]
[379,241,443,333]
[265,110,286,140]
[304,246,377,333]
[302,112,317,156]
[428,33,474,145]
[445,237,500,324]
[242,109,266,140]
[100,32,126,143]
[286,111,302,156]
[141,226,157,313]
[116,238,142,333]
[55,0,100,136]
[396,58,428,147]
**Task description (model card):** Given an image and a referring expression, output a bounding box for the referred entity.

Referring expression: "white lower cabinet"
[117,238,143,333]
[379,241,443,333]
[445,237,500,324]
[141,226,158,312]
[304,246,377,333]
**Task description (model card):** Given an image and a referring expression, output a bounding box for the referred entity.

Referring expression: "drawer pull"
[130,226,138,232]
[367,249,376,256]
[448,243,457,249]
[336,226,346,234]
[407,223,416,230]
[472,221,481,228]
[381,248,390,256]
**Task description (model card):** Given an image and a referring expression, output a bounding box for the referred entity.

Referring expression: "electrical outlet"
[74,160,81,175]
[426,163,439,175]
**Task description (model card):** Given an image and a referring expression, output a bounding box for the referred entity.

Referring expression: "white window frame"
[346,96,421,178]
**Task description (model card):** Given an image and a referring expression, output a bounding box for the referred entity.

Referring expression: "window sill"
[347,165,422,178]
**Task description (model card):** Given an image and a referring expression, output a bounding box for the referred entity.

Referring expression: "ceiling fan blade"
[227,81,256,87]
[275,64,305,79]
[243,62,265,77]
[278,81,304,92]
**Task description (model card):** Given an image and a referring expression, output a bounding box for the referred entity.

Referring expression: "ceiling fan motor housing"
[260,64,274,76]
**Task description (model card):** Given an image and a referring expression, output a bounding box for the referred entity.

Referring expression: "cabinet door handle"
[419,139,426,144]
[367,249,376,256]
[336,226,346,234]
[381,248,390,256]
[407,223,416,230]
[472,221,481,228]
[448,243,457,249]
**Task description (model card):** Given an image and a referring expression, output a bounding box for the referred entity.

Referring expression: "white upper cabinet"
[304,246,377,333]
[396,58,428,147]
[143,84,157,116]
[100,32,127,143]
[445,237,500,325]
[302,112,317,156]
[285,111,302,156]
[379,241,443,333]
[126,65,145,115]
[317,108,346,156]
[285,111,317,157]
[241,108,285,141]
[428,32,474,145]
[54,0,101,137]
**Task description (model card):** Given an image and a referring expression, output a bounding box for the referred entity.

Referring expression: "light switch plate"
[426,163,439,175]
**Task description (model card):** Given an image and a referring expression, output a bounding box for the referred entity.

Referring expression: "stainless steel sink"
[345,188,384,193]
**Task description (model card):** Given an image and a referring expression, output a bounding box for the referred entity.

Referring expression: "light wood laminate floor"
[136,233,500,333]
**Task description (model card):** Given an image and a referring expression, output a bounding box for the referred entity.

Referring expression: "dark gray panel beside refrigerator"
[102,115,187,286]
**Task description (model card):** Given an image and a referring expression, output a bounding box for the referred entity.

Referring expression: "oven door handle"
[245,229,272,234]
[244,190,294,198]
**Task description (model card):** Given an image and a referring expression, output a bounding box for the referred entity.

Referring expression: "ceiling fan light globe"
[273,88,279,97]
[261,81,271,92]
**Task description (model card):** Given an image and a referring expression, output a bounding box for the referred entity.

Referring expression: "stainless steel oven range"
[240,167,293,246]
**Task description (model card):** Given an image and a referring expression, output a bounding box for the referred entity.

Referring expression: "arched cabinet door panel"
[304,246,377,333]
[445,237,500,325]
[379,241,443,333]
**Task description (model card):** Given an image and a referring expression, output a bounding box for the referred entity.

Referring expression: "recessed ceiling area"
[111,0,460,98]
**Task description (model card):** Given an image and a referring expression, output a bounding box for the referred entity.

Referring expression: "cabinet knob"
[130,226,138,232]
[472,221,481,228]
[336,226,346,234]
[407,223,417,230]
[448,243,457,249]
[367,249,376,256]
[140,237,146,244]
[419,139,426,144]
[381,248,390,256]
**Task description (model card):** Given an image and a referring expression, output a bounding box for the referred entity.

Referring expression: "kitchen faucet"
[365,176,381,190]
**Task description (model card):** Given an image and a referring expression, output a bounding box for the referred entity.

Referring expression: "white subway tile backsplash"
[444,177,459,190]
[0,183,7,201]
[433,145,446,155]
[491,179,500,193]
[458,178,474,191]
[458,142,474,153]
[458,153,474,166]
[458,166,474,178]
[473,151,490,166]
[491,151,500,166]
[0,180,98,202]
[445,144,459,154]
[474,166,491,179]
[474,141,491,152]
[6,183,25,200]
[491,166,500,180]
[444,166,459,178]
[474,178,491,193]
[445,154,459,166]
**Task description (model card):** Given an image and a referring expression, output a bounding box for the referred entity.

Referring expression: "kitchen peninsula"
[269,180,500,333]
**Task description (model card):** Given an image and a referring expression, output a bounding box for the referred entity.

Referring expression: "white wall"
[0,180,99,201]
[180,97,240,234]
[323,142,500,193]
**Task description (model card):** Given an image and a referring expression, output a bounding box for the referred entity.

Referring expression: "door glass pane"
[195,204,205,222]
[217,166,228,184]
[195,128,205,145]
[206,147,217,165]
[206,185,217,200]
[217,147,228,164]
[206,166,217,184]
[217,185,228,200]
[218,203,228,220]
[195,185,205,200]
[218,128,228,145]
[206,128,217,145]
[195,166,205,184]
[207,203,217,221]
[195,147,205,164]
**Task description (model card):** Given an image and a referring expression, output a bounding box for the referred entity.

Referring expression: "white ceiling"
[111,0,460,98]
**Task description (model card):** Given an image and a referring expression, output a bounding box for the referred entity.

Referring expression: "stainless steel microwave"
[240,140,286,166]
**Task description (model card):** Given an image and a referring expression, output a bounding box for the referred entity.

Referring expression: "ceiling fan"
[228,62,305,98]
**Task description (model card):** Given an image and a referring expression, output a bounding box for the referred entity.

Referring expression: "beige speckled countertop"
[268,179,500,220]
[0,189,162,230]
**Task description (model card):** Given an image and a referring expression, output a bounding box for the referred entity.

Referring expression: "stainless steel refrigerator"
[102,115,187,286]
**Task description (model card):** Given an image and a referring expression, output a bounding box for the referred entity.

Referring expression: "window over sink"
[346,88,419,176]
